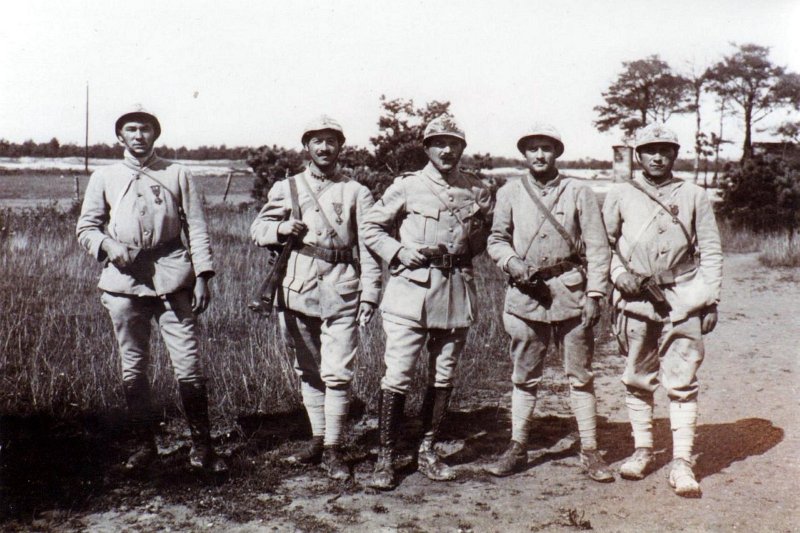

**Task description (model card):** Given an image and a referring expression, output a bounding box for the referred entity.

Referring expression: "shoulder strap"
[297,173,347,248]
[287,176,300,220]
[520,176,581,259]
[628,179,696,256]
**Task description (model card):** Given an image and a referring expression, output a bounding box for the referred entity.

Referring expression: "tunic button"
[316,230,322,236]
[540,234,547,239]
[542,191,548,196]
[315,208,320,212]
[140,211,145,216]
[318,275,324,280]
[144,230,150,236]
[448,196,454,202]
[134,174,140,180]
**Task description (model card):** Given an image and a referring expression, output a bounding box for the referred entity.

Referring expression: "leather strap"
[628,178,696,257]
[520,176,582,261]
[425,253,472,269]
[297,243,354,264]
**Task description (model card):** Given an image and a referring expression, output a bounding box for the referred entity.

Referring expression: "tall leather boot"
[178,379,228,474]
[417,386,456,481]
[123,379,158,471]
[368,389,405,490]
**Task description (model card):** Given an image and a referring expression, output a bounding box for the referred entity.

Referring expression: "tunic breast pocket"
[409,205,440,244]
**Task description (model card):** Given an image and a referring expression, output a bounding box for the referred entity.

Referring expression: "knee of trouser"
[569,379,594,394]
[172,354,205,382]
[381,373,412,395]
[513,383,538,395]
[321,371,354,390]
[624,385,654,402]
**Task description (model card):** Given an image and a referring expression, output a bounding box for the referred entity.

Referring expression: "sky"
[2,0,799,160]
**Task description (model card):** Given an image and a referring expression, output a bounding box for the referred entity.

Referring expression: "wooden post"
[74,175,80,201]
[612,145,633,182]
[84,83,90,175]
[222,172,233,203]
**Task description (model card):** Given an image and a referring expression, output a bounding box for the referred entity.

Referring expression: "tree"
[594,55,693,137]
[370,95,451,173]
[718,154,800,241]
[246,145,305,202]
[706,43,800,162]
[684,63,709,182]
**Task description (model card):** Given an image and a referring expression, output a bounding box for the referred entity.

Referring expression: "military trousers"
[615,312,705,402]
[503,313,594,391]
[380,318,468,394]
[100,289,204,383]
[279,309,358,390]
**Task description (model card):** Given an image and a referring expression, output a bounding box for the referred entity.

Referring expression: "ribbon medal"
[150,185,163,204]
[333,202,344,224]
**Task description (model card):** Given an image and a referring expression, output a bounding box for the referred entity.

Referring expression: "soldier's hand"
[701,305,718,334]
[192,276,211,314]
[397,247,427,268]
[102,238,133,268]
[615,272,641,296]
[507,257,528,284]
[278,220,307,238]
[582,296,601,328]
[357,302,376,327]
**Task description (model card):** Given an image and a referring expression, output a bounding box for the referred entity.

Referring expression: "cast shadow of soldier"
[0,401,786,521]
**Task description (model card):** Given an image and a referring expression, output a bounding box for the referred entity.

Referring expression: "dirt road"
[6,252,799,532]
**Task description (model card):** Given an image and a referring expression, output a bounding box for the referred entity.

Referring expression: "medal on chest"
[150,185,163,204]
[332,202,343,224]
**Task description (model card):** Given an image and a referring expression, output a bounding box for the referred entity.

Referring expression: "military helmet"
[115,104,161,139]
[423,115,467,145]
[517,123,564,157]
[634,122,680,152]
[301,115,346,146]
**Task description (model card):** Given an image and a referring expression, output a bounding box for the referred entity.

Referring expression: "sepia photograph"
[1,1,798,531]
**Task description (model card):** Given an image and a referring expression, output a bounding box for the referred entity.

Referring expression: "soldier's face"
[117,121,157,157]
[522,137,558,176]
[304,130,341,170]
[637,143,677,179]
[424,136,465,173]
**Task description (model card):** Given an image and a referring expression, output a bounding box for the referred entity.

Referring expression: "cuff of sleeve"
[93,237,109,262]
[360,288,381,306]
[194,264,215,279]
[610,265,627,284]
[380,241,404,264]
[500,254,519,273]
[586,290,604,299]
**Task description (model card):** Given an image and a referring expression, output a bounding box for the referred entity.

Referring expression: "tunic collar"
[526,171,563,191]
[307,162,343,183]
[421,161,459,185]
[123,149,157,169]
[638,172,681,189]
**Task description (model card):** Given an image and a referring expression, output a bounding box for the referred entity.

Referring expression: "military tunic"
[487,173,610,390]
[602,173,723,401]
[363,162,493,393]
[250,166,382,388]
[76,150,213,382]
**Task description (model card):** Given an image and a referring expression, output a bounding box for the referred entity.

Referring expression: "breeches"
[101,290,204,383]
[615,312,705,401]
[503,313,594,391]
[380,320,468,394]
[279,309,358,389]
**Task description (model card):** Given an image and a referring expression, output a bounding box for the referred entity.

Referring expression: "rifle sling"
[627,178,696,257]
[520,176,582,261]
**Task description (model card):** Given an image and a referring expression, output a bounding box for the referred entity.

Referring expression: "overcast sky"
[2,0,799,160]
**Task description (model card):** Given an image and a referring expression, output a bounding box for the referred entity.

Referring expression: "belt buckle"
[442,254,453,269]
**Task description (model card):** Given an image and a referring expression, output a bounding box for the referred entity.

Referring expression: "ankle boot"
[417,387,456,481]
[178,380,228,474]
[287,435,324,465]
[123,379,157,471]
[322,446,350,480]
[369,389,405,490]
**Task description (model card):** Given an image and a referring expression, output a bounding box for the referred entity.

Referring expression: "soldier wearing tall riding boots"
[76,105,227,473]
[485,124,614,482]
[602,122,722,498]
[362,115,494,490]
[250,116,382,480]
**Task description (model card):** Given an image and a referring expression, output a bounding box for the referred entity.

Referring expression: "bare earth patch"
[2,252,798,531]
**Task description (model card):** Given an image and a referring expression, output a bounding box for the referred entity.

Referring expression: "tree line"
[0,138,249,160]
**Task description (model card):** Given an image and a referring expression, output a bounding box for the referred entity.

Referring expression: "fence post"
[74,175,80,201]
[222,172,233,203]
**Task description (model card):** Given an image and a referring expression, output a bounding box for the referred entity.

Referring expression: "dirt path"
[12,253,800,532]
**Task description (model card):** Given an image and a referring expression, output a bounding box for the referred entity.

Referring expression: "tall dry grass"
[1,204,619,424]
[717,219,800,266]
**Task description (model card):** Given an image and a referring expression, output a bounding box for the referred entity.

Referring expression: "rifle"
[248,176,300,316]
[247,235,297,315]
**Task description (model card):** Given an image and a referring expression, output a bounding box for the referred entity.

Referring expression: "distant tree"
[370,95,451,174]
[683,63,710,181]
[707,43,800,162]
[594,55,693,137]
[719,154,800,240]
[246,145,305,202]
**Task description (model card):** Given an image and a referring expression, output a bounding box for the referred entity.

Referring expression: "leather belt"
[133,238,184,256]
[297,243,354,264]
[426,253,472,269]
[534,259,582,280]
[636,256,698,286]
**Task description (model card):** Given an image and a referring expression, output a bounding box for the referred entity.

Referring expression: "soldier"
[363,115,494,490]
[602,123,722,497]
[250,115,382,480]
[76,105,227,473]
[485,124,614,482]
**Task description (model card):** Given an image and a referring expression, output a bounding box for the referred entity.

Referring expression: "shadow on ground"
[0,407,785,526]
